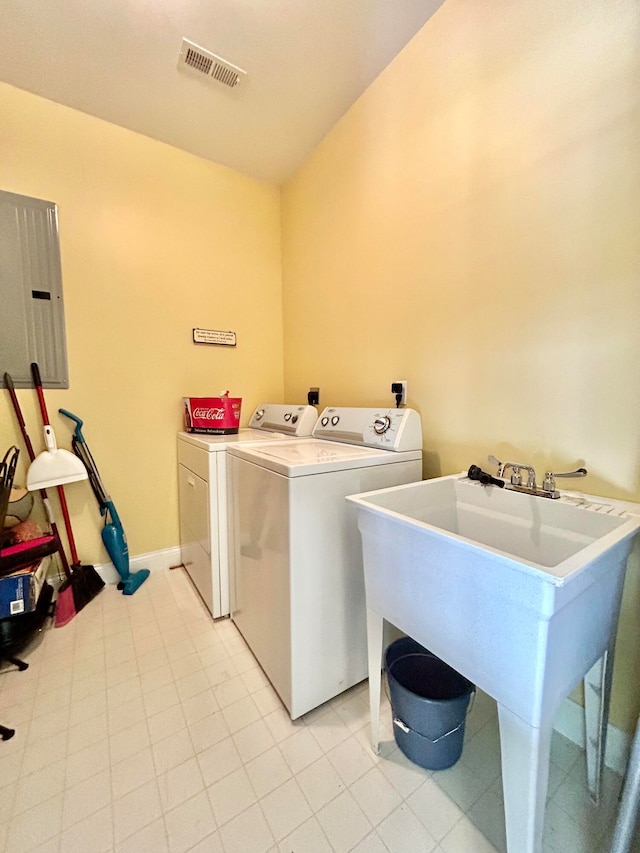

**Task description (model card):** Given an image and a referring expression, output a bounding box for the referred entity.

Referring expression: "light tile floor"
[0,568,635,852]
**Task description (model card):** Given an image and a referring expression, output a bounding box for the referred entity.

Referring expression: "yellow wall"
[281,0,640,731]
[0,82,284,559]
[2,0,639,734]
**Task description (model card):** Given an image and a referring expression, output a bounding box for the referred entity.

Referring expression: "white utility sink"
[347,473,640,853]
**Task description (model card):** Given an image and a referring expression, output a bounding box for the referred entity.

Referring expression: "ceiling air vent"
[178,38,246,88]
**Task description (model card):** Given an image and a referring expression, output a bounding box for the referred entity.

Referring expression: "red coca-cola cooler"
[183,395,242,434]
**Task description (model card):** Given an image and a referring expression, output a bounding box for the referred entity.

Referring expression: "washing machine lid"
[227,439,422,477]
[177,428,293,452]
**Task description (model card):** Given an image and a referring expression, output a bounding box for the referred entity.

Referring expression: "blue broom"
[58,410,149,595]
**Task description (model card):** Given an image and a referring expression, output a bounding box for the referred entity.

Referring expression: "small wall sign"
[193,328,237,347]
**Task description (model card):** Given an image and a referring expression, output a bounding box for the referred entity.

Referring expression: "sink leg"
[498,703,552,853]
[611,710,640,853]
[584,641,615,803]
[366,607,384,755]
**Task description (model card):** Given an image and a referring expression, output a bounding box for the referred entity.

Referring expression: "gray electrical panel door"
[0,190,69,388]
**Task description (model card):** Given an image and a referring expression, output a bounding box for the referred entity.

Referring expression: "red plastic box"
[183,396,242,434]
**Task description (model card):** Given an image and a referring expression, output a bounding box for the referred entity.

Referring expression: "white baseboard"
[554,696,630,776]
[95,545,182,585]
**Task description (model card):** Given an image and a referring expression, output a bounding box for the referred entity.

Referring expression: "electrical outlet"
[391,381,407,407]
[308,387,320,407]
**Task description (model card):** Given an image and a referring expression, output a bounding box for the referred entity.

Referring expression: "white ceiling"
[0,0,446,185]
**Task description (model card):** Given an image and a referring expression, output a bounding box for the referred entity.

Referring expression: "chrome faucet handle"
[508,465,522,486]
[508,465,538,489]
[543,467,588,493]
[488,455,504,476]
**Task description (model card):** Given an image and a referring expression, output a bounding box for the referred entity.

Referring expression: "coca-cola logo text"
[193,407,226,420]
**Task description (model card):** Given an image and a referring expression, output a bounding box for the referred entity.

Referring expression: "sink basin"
[347,473,640,853]
[354,473,637,574]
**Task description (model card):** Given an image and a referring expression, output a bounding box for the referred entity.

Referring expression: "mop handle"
[31,363,51,423]
[3,372,72,577]
[3,373,37,460]
[54,485,79,566]
[30,363,80,567]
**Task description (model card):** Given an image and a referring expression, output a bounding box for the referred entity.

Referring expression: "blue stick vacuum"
[59,409,150,595]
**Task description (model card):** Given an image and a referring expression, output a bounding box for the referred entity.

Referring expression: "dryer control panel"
[312,407,422,452]
[248,403,317,436]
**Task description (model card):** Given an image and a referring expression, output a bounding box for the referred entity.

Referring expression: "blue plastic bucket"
[385,637,475,771]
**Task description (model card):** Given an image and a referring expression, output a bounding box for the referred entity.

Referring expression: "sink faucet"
[505,463,537,490]
[488,455,536,489]
[488,455,587,499]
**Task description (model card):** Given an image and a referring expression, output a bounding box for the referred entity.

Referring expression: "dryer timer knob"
[373,416,391,435]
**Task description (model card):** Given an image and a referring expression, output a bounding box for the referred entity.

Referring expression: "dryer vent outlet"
[178,38,247,88]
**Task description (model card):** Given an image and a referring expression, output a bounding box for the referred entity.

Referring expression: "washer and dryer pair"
[226,407,423,719]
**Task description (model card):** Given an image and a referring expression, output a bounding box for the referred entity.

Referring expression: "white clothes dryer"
[227,407,423,718]
[177,403,317,618]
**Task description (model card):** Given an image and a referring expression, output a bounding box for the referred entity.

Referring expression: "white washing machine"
[177,403,317,618]
[226,407,423,718]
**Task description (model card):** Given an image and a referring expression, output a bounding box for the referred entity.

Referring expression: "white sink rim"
[346,473,640,584]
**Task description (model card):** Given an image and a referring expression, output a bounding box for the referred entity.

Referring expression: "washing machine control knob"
[373,416,392,435]
[255,409,264,421]
[331,416,340,426]
[284,413,291,421]
[321,416,329,426]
